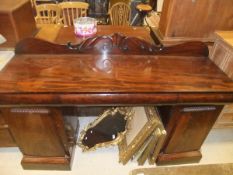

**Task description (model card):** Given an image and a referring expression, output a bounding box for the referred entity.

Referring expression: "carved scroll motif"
[15,33,209,56]
[67,33,162,54]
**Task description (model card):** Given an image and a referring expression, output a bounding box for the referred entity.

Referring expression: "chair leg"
[131,13,139,25]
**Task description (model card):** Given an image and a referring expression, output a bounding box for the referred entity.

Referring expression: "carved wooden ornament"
[15,33,209,56]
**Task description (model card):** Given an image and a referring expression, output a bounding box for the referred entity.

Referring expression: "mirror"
[78,107,133,151]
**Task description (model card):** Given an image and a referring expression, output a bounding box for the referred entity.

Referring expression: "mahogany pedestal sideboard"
[1,26,233,170]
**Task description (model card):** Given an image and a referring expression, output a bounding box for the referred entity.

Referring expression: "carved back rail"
[15,33,209,57]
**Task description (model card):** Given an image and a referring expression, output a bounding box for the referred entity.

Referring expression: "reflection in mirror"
[78,107,133,151]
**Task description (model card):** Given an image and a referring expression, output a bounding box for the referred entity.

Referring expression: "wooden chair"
[109,0,130,8]
[59,2,89,26]
[109,2,131,26]
[30,0,37,8]
[35,4,61,25]
[31,0,56,7]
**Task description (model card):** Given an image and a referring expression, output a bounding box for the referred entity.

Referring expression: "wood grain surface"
[0,54,233,104]
[1,26,233,105]
[1,54,233,93]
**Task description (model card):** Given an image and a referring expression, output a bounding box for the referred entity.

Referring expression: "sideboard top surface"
[0,54,233,94]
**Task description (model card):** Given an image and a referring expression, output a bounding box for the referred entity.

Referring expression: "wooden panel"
[0,0,36,48]
[158,0,171,37]
[12,1,36,40]
[0,129,16,147]
[157,151,202,165]
[210,41,228,68]
[0,112,6,126]
[210,32,233,128]
[1,54,233,93]
[1,107,67,157]
[158,0,233,44]
[0,0,30,12]
[0,107,79,170]
[211,33,233,80]
[158,105,223,154]
[21,156,70,170]
[0,13,17,47]
[0,51,232,105]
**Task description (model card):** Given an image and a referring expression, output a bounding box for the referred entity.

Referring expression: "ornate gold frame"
[118,106,163,165]
[148,126,167,165]
[78,107,134,152]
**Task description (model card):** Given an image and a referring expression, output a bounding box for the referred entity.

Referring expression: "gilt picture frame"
[148,125,167,165]
[118,106,162,165]
[78,107,134,152]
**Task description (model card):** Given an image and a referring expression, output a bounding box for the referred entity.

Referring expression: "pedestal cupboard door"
[1,107,69,157]
[158,105,223,153]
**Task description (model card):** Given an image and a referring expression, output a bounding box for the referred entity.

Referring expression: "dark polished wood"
[157,105,223,164]
[1,93,233,106]
[156,151,202,165]
[0,129,16,147]
[0,52,233,105]
[164,105,223,152]
[1,31,232,97]
[15,35,209,56]
[22,156,70,170]
[1,107,74,170]
[2,108,68,157]
[1,26,233,169]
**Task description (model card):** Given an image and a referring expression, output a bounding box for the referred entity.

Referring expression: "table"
[1,25,233,170]
[36,25,153,44]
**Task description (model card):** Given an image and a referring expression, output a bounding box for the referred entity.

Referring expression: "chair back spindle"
[59,2,89,26]
[110,2,131,26]
[35,4,61,25]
